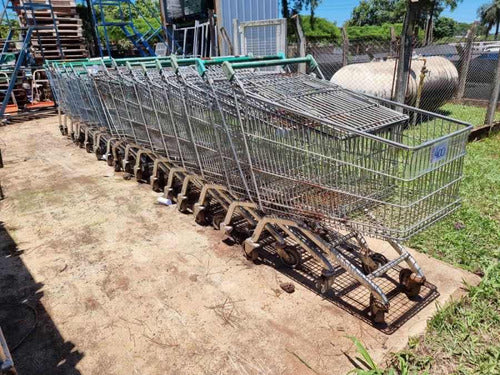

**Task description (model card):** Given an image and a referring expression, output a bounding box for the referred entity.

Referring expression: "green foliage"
[348,0,464,41]
[299,15,341,42]
[77,0,162,56]
[349,131,500,374]
[478,1,500,39]
[347,23,403,41]
[402,131,500,374]
[348,0,406,27]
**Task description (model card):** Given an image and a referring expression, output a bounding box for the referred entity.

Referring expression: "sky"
[304,0,482,26]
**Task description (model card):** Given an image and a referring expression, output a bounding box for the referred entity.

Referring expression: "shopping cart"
[49,54,472,324]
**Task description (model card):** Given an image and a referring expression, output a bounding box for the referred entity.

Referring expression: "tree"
[292,0,323,29]
[299,15,340,42]
[433,16,457,39]
[478,1,500,39]
[349,0,405,26]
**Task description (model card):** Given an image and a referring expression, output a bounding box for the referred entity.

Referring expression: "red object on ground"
[25,100,55,109]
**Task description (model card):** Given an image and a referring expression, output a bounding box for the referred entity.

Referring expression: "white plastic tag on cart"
[430,140,449,164]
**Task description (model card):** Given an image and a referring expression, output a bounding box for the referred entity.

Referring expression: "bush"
[300,15,341,43]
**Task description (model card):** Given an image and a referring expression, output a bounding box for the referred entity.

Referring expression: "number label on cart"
[431,141,448,163]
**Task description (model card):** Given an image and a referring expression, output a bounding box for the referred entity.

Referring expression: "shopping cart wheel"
[278,246,302,269]
[211,213,225,230]
[95,146,103,160]
[107,155,114,167]
[85,142,92,153]
[114,160,122,172]
[123,173,133,181]
[361,252,388,275]
[178,198,190,213]
[399,268,424,298]
[195,209,209,225]
[315,269,334,293]
[369,294,387,324]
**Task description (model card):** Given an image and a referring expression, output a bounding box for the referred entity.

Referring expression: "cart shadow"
[0,221,83,374]
[257,243,439,335]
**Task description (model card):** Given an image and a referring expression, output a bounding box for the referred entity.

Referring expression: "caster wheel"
[243,246,259,262]
[95,147,103,160]
[315,276,329,294]
[178,198,189,213]
[165,190,176,203]
[211,213,225,230]
[135,168,143,182]
[362,252,388,275]
[369,295,386,324]
[195,210,208,225]
[399,268,423,298]
[114,161,122,172]
[85,143,92,153]
[107,156,114,167]
[123,173,132,181]
[152,179,163,193]
[59,125,65,135]
[279,246,302,269]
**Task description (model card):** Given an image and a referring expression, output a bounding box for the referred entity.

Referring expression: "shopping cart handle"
[195,53,286,76]
[168,55,202,73]
[222,54,319,80]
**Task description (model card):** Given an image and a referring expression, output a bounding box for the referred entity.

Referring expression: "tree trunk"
[424,1,436,46]
[496,9,500,40]
[281,0,289,18]
[394,0,418,104]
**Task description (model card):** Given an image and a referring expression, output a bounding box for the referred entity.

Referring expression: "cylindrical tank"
[330,56,458,111]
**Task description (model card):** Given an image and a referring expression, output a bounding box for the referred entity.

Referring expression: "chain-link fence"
[288,24,500,130]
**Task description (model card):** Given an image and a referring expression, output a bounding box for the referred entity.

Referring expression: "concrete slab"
[0,117,480,375]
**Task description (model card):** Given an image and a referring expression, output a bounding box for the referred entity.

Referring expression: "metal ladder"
[0,0,63,117]
[90,0,171,57]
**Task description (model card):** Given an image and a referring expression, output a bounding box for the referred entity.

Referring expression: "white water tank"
[330,56,458,111]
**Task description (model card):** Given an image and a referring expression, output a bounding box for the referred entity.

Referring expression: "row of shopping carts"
[45,53,472,324]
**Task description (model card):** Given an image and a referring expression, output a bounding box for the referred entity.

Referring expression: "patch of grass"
[437,103,500,127]
[356,133,500,374]
[398,132,500,374]
[409,132,500,272]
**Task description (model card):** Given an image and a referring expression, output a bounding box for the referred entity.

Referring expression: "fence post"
[293,15,306,73]
[220,27,233,55]
[208,9,217,57]
[393,0,418,104]
[341,25,349,66]
[390,26,396,57]
[232,19,240,55]
[456,23,477,100]
[485,49,500,126]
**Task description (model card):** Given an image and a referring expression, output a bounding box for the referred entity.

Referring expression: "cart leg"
[150,158,170,192]
[84,127,92,153]
[111,141,124,171]
[122,144,140,177]
[193,184,228,225]
[133,149,156,183]
[164,167,187,203]
[176,175,202,213]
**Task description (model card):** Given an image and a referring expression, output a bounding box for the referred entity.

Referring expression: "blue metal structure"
[90,0,171,57]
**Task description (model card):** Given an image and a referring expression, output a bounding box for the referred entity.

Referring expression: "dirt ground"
[0,116,480,375]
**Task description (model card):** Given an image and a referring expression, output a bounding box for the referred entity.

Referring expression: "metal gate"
[233,18,287,56]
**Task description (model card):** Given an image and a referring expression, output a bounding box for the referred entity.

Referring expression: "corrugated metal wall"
[216,0,279,55]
